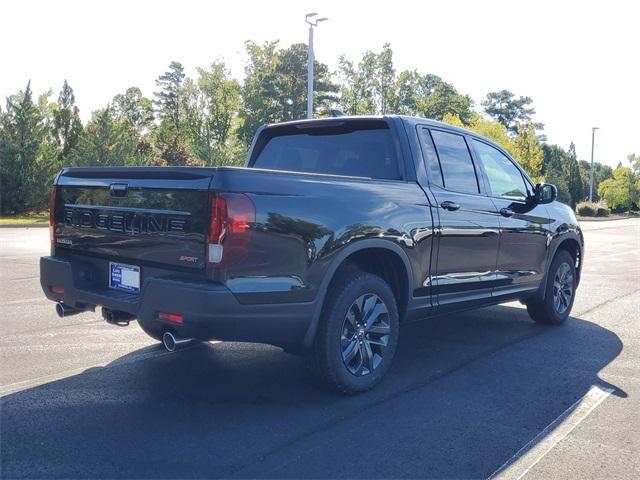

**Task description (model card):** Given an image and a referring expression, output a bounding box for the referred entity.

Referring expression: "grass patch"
[0,212,49,225]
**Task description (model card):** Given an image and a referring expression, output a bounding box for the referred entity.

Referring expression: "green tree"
[374,44,395,114]
[337,50,377,115]
[0,82,50,213]
[181,62,242,165]
[512,123,543,181]
[339,45,472,122]
[598,164,639,212]
[70,106,155,167]
[542,144,571,205]
[563,142,584,207]
[154,61,185,131]
[238,41,337,145]
[418,80,473,124]
[578,160,613,202]
[152,61,199,165]
[51,80,82,162]
[482,90,536,133]
[112,87,154,134]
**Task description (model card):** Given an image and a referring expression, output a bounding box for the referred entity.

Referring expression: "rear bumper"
[40,256,314,346]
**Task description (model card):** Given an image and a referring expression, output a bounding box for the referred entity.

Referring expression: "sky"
[1,0,638,167]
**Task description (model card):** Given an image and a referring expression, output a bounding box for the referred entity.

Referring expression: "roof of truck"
[265,115,478,138]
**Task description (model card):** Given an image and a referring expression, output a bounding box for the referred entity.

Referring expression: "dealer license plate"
[109,262,140,293]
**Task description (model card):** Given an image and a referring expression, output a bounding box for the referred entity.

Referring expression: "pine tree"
[564,142,584,207]
[0,81,48,213]
[52,80,82,160]
[154,61,185,131]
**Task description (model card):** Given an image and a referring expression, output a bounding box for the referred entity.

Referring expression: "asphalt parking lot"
[1,219,638,479]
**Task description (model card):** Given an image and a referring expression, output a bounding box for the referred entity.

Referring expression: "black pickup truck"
[41,116,583,393]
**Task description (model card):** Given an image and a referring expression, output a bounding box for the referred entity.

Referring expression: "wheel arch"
[540,233,583,300]
[302,240,413,349]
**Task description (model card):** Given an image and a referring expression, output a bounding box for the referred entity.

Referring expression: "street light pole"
[589,127,599,202]
[305,13,327,119]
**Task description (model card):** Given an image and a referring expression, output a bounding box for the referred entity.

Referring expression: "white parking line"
[487,385,614,480]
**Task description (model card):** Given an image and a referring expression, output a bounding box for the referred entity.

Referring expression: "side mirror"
[534,183,557,204]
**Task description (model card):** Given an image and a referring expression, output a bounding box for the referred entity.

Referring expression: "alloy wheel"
[553,262,574,314]
[340,293,391,376]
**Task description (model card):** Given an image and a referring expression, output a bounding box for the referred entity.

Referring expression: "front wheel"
[526,250,576,325]
[311,270,399,394]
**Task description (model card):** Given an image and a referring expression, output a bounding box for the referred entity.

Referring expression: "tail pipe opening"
[56,303,91,318]
[162,331,192,352]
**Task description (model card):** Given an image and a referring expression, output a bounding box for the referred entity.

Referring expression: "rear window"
[251,124,402,180]
[430,129,479,194]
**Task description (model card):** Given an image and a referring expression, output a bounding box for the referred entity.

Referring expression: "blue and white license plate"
[109,262,140,293]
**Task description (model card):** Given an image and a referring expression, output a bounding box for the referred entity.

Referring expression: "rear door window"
[418,128,444,187]
[430,129,479,194]
[252,125,402,180]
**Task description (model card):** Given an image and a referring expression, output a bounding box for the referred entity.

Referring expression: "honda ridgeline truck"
[41,116,583,393]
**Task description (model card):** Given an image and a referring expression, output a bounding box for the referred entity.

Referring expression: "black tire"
[137,320,163,341]
[526,250,576,325]
[311,270,399,394]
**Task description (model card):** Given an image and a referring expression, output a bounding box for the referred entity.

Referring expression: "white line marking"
[487,385,614,480]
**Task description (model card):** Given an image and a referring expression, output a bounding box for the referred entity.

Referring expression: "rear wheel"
[526,250,576,325]
[311,270,399,394]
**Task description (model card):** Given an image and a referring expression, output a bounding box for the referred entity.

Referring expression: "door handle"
[440,201,460,211]
[500,207,514,217]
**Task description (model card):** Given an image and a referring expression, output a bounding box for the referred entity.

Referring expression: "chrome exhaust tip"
[56,303,80,318]
[162,331,191,352]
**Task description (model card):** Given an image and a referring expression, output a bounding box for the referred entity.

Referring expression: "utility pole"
[589,127,599,202]
[305,13,327,119]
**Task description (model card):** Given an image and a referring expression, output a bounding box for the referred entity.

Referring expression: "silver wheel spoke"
[367,323,391,335]
[361,341,374,373]
[364,301,388,330]
[342,339,359,364]
[367,334,389,347]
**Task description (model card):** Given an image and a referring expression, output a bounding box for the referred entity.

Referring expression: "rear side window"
[430,130,479,194]
[418,128,444,187]
[252,125,401,180]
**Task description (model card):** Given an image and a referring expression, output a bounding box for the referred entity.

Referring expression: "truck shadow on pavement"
[1,304,624,479]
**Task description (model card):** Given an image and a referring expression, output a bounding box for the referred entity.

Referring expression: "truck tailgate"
[53,167,215,270]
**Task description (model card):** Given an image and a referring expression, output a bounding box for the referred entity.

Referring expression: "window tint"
[430,130,479,194]
[472,139,528,200]
[252,127,401,180]
[419,128,443,187]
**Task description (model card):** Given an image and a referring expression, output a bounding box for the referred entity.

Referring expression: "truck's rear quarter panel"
[212,167,433,305]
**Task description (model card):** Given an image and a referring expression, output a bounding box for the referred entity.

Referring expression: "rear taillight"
[49,186,58,246]
[159,312,184,324]
[207,193,255,264]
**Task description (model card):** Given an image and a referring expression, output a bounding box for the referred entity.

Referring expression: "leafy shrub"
[576,202,609,217]
[576,202,596,216]
[595,205,610,217]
